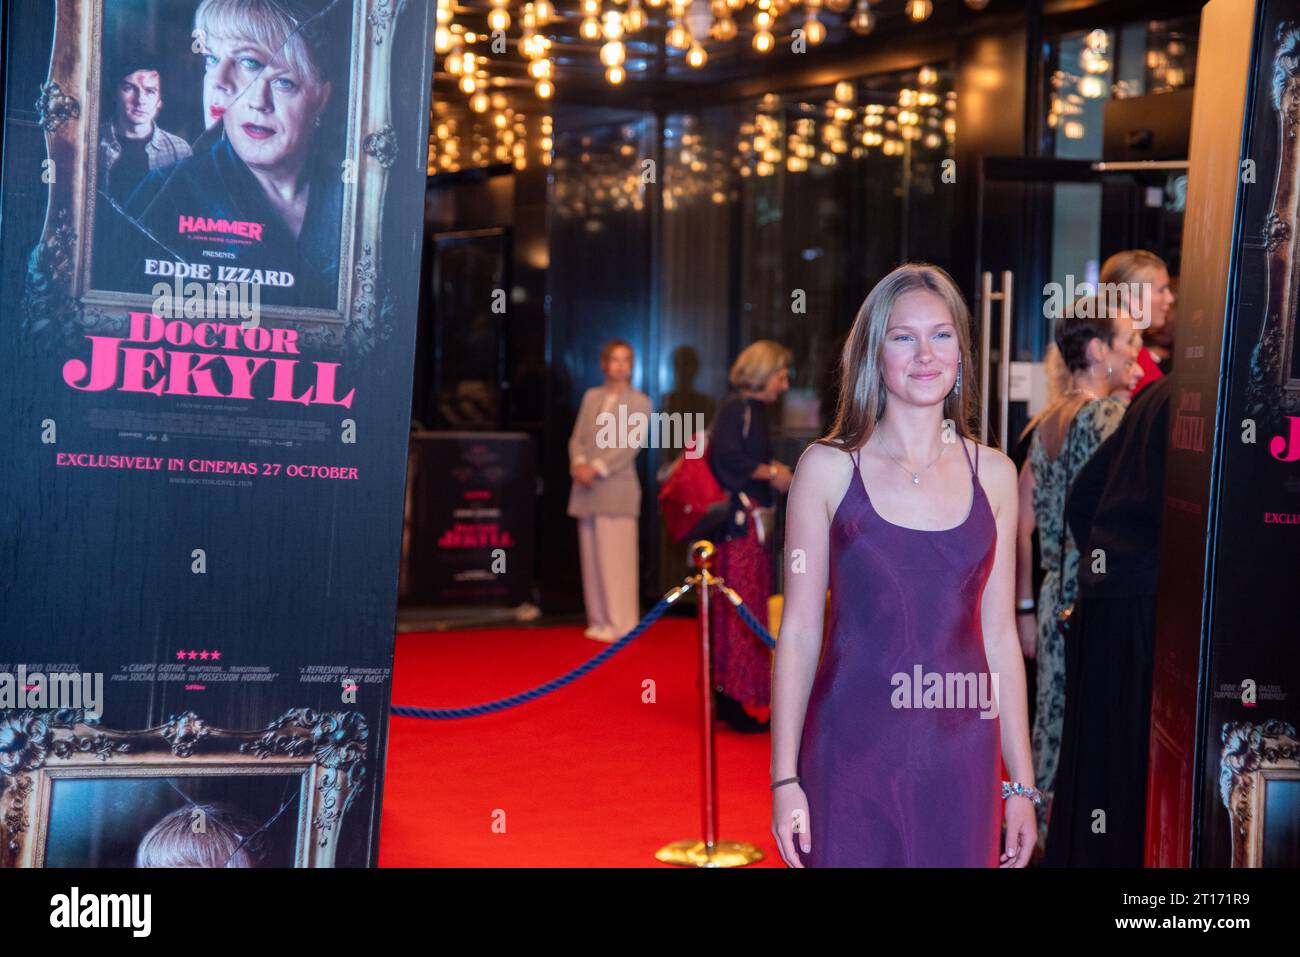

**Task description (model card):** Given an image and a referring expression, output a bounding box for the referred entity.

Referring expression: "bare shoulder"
[795,439,854,480]
[791,440,855,506]
[964,437,1018,510]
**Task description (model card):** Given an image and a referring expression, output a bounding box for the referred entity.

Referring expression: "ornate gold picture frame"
[1252,21,1300,415]
[0,708,368,867]
[23,0,404,348]
[1219,719,1300,867]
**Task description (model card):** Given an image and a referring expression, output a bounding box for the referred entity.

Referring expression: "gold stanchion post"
[655,539,764,867]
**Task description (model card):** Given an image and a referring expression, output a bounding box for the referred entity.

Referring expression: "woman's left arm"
[978,442,1038,866]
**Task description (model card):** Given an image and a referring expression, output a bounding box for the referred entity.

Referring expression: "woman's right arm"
[770,442,839,866]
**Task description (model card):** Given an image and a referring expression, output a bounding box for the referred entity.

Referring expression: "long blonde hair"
[819,263,978,452]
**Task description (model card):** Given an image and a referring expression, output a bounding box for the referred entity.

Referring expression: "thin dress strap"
[850,447,861,469]
[958,435,976,476]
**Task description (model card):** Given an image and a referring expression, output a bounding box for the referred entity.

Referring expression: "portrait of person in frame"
[0,708,369,868]
[92,0,352,313]
[26,0,407,346]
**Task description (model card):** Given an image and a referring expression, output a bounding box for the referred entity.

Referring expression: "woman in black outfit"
[1045,375,1172,866]
[708,340,793,732]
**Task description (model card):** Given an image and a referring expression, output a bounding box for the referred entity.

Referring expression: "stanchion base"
[655,839,764,868]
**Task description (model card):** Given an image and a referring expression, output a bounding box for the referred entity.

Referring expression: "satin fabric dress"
[795,437,1002,867]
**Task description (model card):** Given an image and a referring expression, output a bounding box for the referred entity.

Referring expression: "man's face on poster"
[202,33,330,172]
[116,69,162,135]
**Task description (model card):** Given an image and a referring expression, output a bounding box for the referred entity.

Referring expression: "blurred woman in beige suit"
[568,340,652,642]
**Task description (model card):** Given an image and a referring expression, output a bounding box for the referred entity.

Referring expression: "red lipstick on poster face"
[241,122,274,139]
[210,106,226,120]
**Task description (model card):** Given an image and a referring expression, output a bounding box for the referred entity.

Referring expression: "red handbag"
[658,433,730,543]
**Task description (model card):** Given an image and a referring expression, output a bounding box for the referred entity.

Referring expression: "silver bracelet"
[1001,781,1044,807]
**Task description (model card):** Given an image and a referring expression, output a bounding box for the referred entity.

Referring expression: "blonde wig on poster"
[819,263,979,452]
[194,0,333,87]
[135,802,265,868]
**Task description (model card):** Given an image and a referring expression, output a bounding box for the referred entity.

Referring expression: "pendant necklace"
[881,436,948,486]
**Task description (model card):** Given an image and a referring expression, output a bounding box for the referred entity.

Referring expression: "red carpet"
[378,617,783,867]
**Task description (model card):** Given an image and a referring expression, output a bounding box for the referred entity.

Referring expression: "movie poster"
[403,432,536,606]
[0,0,435,867]
[1198,4,1300,868]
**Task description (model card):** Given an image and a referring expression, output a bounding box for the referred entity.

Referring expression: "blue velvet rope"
[390,576,777,720]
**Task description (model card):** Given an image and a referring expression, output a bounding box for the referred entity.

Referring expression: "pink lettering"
[1268,416,1300,462]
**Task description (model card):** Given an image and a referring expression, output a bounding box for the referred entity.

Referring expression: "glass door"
[973,156,1187,451]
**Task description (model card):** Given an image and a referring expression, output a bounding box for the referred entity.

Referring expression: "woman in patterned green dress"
[1016,293,1140,852]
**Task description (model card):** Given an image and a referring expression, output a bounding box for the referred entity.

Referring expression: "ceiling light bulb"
[850,0,876,34]
[710,16,736,40]
[601,40,626,66]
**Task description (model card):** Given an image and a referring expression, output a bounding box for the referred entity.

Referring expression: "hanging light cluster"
[1046,28,1110,140]
[437,0,559,102]
[664,117,735,209]
[731,69,952,178]
[435,0,992,105]
[1145,31,1193,93]
[527,68,957,220]
[429,99,553,174]
[551,125,650,220]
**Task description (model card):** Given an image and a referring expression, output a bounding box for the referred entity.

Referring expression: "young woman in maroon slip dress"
[770,263,1038,868]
